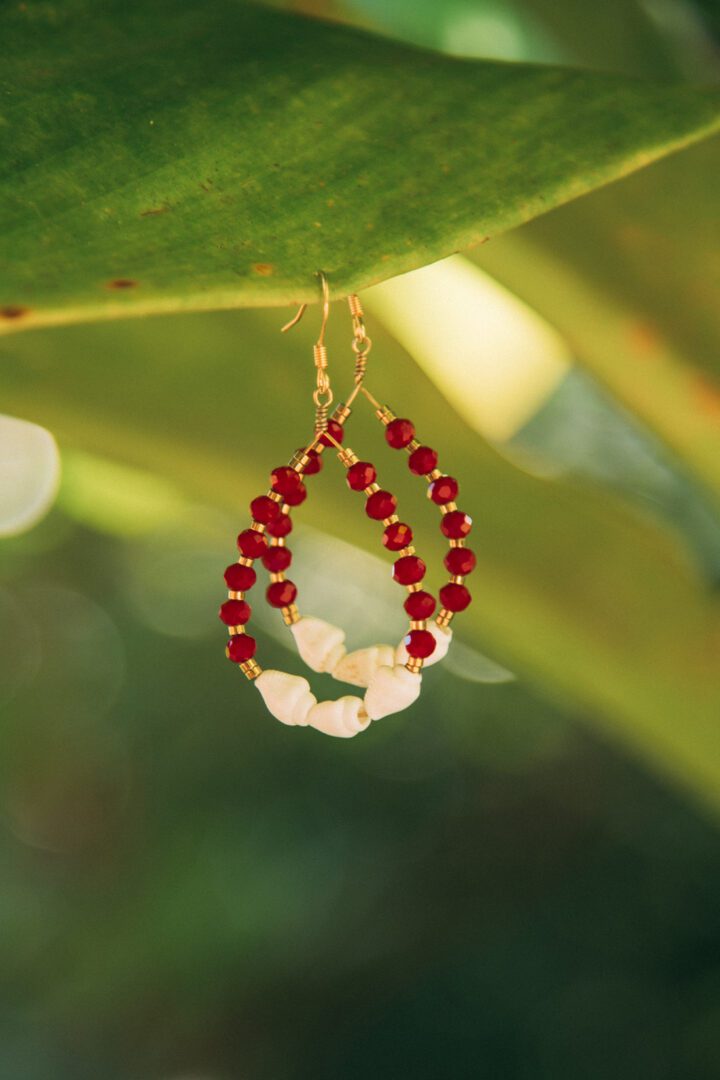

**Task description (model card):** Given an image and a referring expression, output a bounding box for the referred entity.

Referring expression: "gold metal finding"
[282,271,333,433]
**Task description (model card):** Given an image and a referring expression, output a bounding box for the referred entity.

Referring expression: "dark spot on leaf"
[1,305,29,319]
[140,206,169,217]
[107,279,138,289]
[253,263,274,276]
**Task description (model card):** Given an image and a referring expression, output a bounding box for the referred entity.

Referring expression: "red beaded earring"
[220,274,474,738]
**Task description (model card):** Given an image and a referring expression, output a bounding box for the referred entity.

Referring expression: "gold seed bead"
[376,406,395,425]
[228,626,244,637]
[449,539,462,549]
[429,468,443,481]
[440,502,457,514]
[332,402,352,424]
[451,575,464,585]
[269,572,284,583]
[383,514,399,527]
[364,482,380,495]
[238,556,254,566]
[227,590,245,601]
[409,620,425,630]
[251,522,265,533]
[407,439,420,453]
[437,609,454,628]
[289,450,309,471]
[405,657,424,674]
[240,658,262,680]
[282,603,300,625]
[338,447,359,468]
[398,546,415,558]
[407,582,421,593]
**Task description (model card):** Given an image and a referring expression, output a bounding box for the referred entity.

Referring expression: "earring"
[219,274,474,738]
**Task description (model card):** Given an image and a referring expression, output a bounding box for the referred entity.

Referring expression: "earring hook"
[281,271,330,344]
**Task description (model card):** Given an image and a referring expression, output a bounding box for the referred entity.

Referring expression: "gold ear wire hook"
[281,272,333,435]
[281,271,330,341]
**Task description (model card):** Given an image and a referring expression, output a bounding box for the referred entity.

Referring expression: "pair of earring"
[219,274,474,738]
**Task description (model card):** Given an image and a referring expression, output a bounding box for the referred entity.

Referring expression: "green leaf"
[2,310,720,808]
[473,135,720,496]
[2,0,719,334]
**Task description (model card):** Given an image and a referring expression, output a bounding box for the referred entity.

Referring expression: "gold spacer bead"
[227,590,245,601]
[282,603,300,625]
[409,620,426,630]
[407,439,420,453]
[450,575,464,585]
[398,545,415,558]
[251,522,266,533]
[238,556,254,567]
[364,482,380,495]
[240,658,262,681]
[429,468,443,481]
[376,406,395,425]
[436,608,455,628]
[383,513,399,527]
[228,626,245,637]
[449,539,462,549]
[269,572,285,584]
[332,402,352,424]
[338,447,359,468]
[269,490,283,502]
[289,450,310,471]
[405,657,424,674]
[440,502,457,514]
[407,582,421,592]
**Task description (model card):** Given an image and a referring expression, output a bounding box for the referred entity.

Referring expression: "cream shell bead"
[332,644,396,688]
[364,664,422,721]
[290,616,346,674]
[255,670,316,726]
[395,624,453,668]
[306,696,371,738]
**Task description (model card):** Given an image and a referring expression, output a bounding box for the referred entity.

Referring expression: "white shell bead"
[306,696,370,738]
[290,616,346,674]
[255,670,316,726]
[395,624,453,668]
[332,644,396,688]
[364,664,422,721]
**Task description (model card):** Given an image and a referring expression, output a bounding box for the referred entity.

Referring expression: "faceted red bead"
[366,490,397,520]
[250,495,280,524]
[319,419,344,447]
[219,599,251,626]
[404,590,437,620]
[237,529,268,559]
[439,582,472,612]
[300,448,322,475]
[393,554,426,585]
[444,547,476,576]
[266,513,293,538]
[404,629,437,659]
[383,522,413,551]
[440,511,472,539]
[428,475,459,505]
[385,417,415,449]
[283,481,306,507]
[408,445,438,476]
[227,634,257,663]
[271,465,303,498]
[346,461,377,492]
[262,546,292,572]
[224,563,257,592]
[266,580,298,608]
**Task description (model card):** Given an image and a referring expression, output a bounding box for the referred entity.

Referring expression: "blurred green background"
[2,1,720,1077]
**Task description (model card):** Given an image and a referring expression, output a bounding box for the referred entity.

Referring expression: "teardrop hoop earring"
[219,273,474,738]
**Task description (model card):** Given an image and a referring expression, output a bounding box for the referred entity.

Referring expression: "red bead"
[319,419,344,447]
[237,529,268,559]
[366,490,397,520]
[250,495,280,524]
[271,465,303,498]
[441,511,472,539]
[444,547,476,576]
[262,546,292,572]
[404,629,437,659]
[439,582,472,612]
[346,461,376,492]
[219,599,251,626]
[393,555,426,585]
[404,590,437,620]
[266,513,293,538]
[408,445,438,476]
[383,522,413,551]
[227,634,257,663]
[224,563,257,591]
[300,449,322,475]
[266,580,298,608]
[385,417,415,449]
[428,475,459,505]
